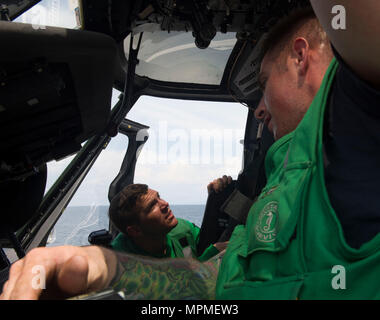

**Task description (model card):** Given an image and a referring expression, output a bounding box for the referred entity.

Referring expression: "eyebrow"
[257,72,267,91]
[144,192,159,214]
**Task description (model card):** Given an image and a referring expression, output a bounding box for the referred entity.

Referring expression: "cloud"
[67,148,127,206]
[129,96,246,132]
[45,144,127,206]
[45,154,75,192]
[15,0,78,29]
[46,96,247,206]
[135,155,243,205]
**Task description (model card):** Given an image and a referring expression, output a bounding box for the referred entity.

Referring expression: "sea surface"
[46,205,205,247]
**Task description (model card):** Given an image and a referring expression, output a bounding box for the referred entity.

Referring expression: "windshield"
[14,0,80,29]
[125,30,237,85]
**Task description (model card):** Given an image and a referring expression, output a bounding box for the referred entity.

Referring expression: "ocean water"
[47,205,205,247]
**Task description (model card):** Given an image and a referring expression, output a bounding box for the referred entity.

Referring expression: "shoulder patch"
[255,201,279,243]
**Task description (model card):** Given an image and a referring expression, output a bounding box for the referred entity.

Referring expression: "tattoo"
[109,252,223,300]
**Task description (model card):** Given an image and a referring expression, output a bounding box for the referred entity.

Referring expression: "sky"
[16,1,248,206]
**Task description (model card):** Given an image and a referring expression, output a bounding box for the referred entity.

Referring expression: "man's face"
[136,189,178,237]
[255,50,309,140]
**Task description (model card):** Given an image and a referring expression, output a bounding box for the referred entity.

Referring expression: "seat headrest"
[0,21,117,180]
[0,164,47,235]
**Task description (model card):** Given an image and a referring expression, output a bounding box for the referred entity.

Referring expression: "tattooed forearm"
[108,252,222,300]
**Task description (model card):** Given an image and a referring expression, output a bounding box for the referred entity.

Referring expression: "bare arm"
[0,245,220,300]
[310,0,380,89]
[110,252,221,300]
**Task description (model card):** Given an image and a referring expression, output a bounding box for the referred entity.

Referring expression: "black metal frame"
[17,33,146,252]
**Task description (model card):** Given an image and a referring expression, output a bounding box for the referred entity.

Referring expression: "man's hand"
[0,245,220,300]
[213,241,229,252]
[0,245,116,300]
[207,175,233,194]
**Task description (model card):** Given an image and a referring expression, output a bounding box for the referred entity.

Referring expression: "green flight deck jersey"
[111,218,219,262]
[216,58,380,299]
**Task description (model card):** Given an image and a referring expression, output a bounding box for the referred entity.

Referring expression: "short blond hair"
[261,7,333,68]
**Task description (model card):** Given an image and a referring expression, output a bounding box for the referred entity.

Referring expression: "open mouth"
[264,115,273,132]
[264,114,271,127]
[166,209,174,220]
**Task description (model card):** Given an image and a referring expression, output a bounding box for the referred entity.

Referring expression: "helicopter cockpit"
[0,0,310,296]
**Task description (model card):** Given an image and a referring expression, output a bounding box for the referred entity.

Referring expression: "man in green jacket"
[216,2,380,299]
[108,183,227,262]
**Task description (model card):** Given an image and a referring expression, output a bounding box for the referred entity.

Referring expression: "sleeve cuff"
[197,245,220,262]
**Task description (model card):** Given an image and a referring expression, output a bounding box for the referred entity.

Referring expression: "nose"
[254,98,267,121]
[159,198,169,212]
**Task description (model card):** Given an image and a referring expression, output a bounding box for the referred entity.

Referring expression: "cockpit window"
[128,95,247,226]
[46,133,129,247]
[44,88,122,247]
[124,30,236,85]
[14,0,80,29]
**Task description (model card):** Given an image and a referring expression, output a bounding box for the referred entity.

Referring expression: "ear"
[254,97,267,121]
[292,37,309,76]
[126,225,142,237]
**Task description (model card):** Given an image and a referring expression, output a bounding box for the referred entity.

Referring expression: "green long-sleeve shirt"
[111,218,219,262]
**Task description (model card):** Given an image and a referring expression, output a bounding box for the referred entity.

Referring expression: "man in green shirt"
[216,2,380,299]
[108,183,227,262]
